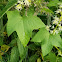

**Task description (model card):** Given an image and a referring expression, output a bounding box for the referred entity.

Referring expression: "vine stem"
[54,46,61,52]
[54,46,62,56]
[47,14,51,26]
[0,18,3,46]
[40,52,44,60]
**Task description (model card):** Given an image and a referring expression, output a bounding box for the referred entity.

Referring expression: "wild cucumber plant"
[46,3,62,34]
[0,0,62,62]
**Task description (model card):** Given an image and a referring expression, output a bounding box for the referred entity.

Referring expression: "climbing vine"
[0,0,62,62]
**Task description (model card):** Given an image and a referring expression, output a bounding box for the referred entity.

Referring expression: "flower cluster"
[15,0,31,11]
[46,3,62,35]
[33,0,49,14]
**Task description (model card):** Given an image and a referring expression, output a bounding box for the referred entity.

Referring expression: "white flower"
[58,24,61,27]
[17,0,24,5]
[50,29,59,35]
[54,16,59,21]
[59,26,62,31]
[58,51,62,56]
[52,16,59,24]
[24,0,31,6]
[58,3,62,8]
[46,3,62,35]
[18,0,21,3]
[55,9,62,14]
[50,30,53,34]
[52,20,58,24]
[52,30,59,35]
[55,30,59,34]
[52,25,54,29]
[59,4,62,8]
[15,4,22,11]
[46,25,50,30]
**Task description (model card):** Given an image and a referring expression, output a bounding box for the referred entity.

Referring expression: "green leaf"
[41,7,54,14]
[57,57,62,62]
[28,43,37,50]
[31,27,49,42]
[0,0,17,18]
[44,52,56,62]
[29,54,39,62]
[19,60,23,62]
[42,34,62,56]
[42,39,53,56]
[8,38,17,47]
[7,9,45,46]
[41,33,62,56]
[31,28,50,56]
[10,46,19,62]
[37,58,41,62]
[17,38,28,59]
[47,0,60,7]
[31,27,62,56]
[49,34,62,47]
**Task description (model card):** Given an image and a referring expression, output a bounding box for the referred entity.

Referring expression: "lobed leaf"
[31,27,49,42]
[31,27,62,56]
[7,9,45,46]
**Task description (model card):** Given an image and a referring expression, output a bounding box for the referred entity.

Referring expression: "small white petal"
[24,0,31,6]
[59,5,62,8]
[52,20,58,24]
[55,30,59,34]
[52,16,59,24]
[55,9,62,14]
[46,25,50,30]
[50,30,53,34]
[59,26,62,31]
[52,26,54,29]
